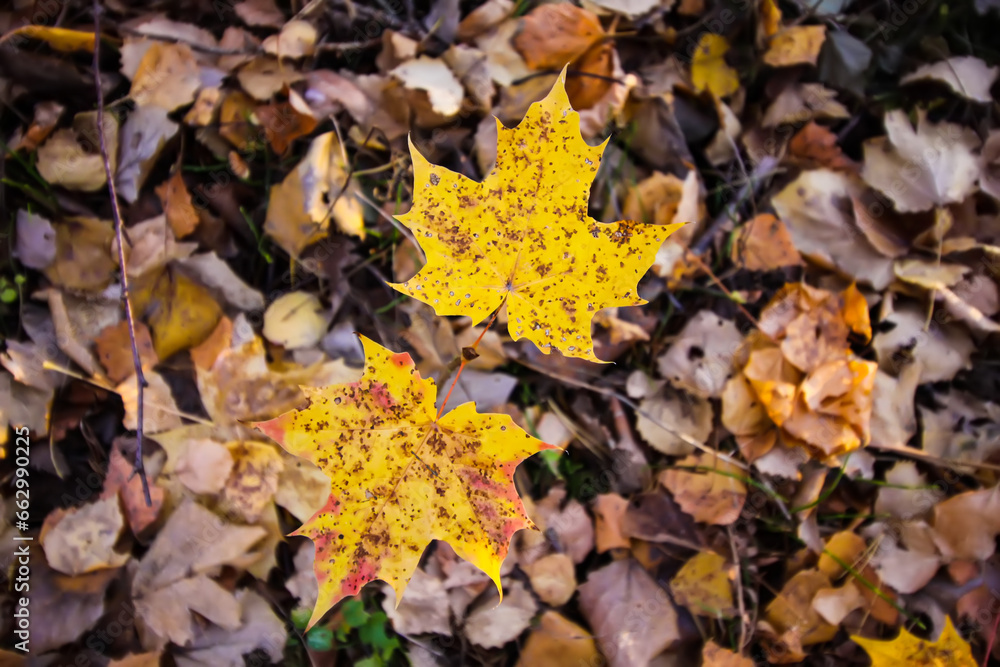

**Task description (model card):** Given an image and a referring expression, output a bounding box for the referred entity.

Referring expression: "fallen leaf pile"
[4,0,1000,665]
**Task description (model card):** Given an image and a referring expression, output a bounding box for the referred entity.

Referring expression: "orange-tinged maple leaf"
[253,336,557,629]
[851,615,975,666]
[391,70,684,362]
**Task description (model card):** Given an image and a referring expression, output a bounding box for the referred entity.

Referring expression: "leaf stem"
[436,299,505,420]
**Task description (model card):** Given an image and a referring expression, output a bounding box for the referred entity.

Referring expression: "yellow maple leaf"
[691,34,740,98]
[851,616,976,667]
[253,336,556,629]
[391,70,683,362]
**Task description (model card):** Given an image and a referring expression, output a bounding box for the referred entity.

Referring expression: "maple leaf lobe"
[252,335,557,629]
[391,70,684,362]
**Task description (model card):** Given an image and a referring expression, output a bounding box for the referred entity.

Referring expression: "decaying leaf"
[41,496,130,576]
[763,26,827,67]
[660,452,746,525]
[391,70,682,361]
[577,559,680,667]
[861,111,980,213]
[253,336,556,628]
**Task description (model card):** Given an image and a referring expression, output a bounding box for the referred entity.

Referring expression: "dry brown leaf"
[660,452,746,526]
[36,111,118,192]
[932,486,1000,561]
[772,170,894,289]
[669,551,737,618]
[43,217,117,292]
[513,3,604,70]
[762,83,848,127]
[41,496,130,575]
[861,111,980,213]
[578,559,680,667]
[901,56,998,103]
[391,57,465,123]
[132,500,267,646]
[702,640,754,667]
[458,0,515,41]
[764,569,837,660]
[515,610,600,667]
[733,213,804,271]
[592,493,630,553]
[524,553,577,606]
[95,321,157,383]
[657,311,743,399]
[155,170,199,238]
[788,122,857,172]
[219,441,284,524]
[262,19,317,59]
[636,390,713,455]
[118,369,183,435]
[101,445,164,535]
[237,56,305,100]
[872,302,973,383]
[564,41,615,110]
[264,131,365,259]
[255,101,319,155]
[134,268,222,360]
[116,106,180,203]
[130,42,201,110]
[382,566,452,636]
[463,580,537,648]
[235,0,285,27]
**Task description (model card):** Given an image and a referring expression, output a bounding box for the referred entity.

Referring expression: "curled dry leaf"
[391,56,465,122]
[660,452,746,526]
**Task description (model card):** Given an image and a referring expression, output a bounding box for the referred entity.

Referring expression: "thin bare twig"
[93,0,151,506]
[690,155,781,255]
